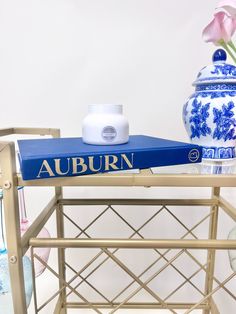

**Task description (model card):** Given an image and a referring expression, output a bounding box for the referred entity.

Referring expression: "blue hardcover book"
[17,135,202,180]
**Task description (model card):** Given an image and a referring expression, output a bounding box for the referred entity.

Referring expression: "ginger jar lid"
[193,49,236,86]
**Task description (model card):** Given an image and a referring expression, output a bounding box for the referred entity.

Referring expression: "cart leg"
[210,298,220,314]
[0,142,28,314]
[52,130,67,314]
[55,186,67,314]
[203,187,220,314]
[53,295,64,314]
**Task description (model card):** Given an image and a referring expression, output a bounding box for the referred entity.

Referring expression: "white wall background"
[0,0,235,313]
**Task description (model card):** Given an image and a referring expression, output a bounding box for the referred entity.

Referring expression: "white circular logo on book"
[102,126,117,142]
[188,149,200,162]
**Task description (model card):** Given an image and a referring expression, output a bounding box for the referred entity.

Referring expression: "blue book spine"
[19,146,202,180]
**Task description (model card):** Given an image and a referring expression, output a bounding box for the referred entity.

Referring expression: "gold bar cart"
[0,127,235,314]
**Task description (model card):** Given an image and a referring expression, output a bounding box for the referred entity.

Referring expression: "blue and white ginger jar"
[183,49,236,160]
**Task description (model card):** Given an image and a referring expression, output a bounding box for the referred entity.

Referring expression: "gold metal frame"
[0,127,235,314]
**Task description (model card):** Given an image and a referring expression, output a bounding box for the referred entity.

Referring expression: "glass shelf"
[151,159,236,175]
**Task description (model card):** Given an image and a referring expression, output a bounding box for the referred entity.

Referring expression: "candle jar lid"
[88,104,123,114]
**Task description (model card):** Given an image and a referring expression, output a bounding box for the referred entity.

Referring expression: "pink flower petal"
[215,10,228,22]
[233,16,236,31]
[202,12,224,43]
[217,0,236,16]
[202,11,236,44]
[224,15,236,41]
[218,0,236,7]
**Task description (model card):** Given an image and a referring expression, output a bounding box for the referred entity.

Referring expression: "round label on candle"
[102,126,117,142]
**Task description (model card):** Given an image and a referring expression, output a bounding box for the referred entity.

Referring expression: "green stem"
[228,41,236,54]
[221,41,236,64]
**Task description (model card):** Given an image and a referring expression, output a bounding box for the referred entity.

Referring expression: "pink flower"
[202,11,236,44]
[217,0,236,16]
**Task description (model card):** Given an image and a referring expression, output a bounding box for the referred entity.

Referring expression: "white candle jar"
[82,104,129,145]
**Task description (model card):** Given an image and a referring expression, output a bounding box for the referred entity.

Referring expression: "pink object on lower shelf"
[18,187,51,277]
